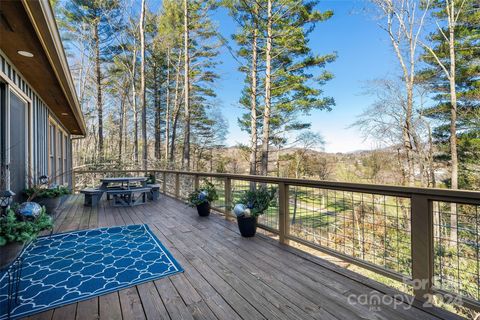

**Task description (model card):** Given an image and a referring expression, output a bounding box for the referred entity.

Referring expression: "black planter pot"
[35,197,61,215]
[196,202,211,217]
[237,216,257,237]
[0,242,24,270]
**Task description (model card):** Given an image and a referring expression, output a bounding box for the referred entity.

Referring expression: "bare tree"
[373,0,431,185]
[352,78,436,187]
[289,131,325,224]
[315,157,332,181]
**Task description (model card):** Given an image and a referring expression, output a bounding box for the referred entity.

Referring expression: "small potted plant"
[24,184,71,215]
[233,186,276,237]
[0,207,53,269]
[187,182,218,217]
[146,173,156,185]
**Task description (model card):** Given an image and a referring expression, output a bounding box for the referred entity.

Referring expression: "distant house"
[0,0,86,199]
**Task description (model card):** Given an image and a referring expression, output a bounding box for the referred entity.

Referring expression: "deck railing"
[72,168,480,311]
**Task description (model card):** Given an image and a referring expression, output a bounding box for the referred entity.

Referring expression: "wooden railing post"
[162,172,166,194]
[224,177,232,219]
[71,170,76,193]
[278,182,290,245]
[175,173,180,199]
[411,195,433,300]
[194,174,199,190]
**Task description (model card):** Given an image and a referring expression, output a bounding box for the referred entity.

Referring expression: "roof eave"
[21,0,87,136]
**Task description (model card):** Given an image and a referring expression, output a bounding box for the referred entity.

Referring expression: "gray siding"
[0,51,73,186]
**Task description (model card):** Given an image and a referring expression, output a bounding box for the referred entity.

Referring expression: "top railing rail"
[72,168,480,201]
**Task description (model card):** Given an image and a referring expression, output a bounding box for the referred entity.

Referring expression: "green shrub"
[146,173,156,184]
[187,182,218,207]
[238,186,277,217]
[25,185,71,199]
[0,208,53,246]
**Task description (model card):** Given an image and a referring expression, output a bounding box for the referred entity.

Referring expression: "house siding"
[0,50,72,188]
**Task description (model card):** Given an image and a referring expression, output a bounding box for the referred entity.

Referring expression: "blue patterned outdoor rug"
[0,224,183,320]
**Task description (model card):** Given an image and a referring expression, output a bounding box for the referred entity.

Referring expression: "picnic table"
[100,177,150,206]
[100,177,148,189]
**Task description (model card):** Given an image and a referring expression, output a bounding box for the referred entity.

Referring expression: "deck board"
[20,194,461,320]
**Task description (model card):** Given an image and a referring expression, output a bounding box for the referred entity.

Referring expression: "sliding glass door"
[9,89,28,199]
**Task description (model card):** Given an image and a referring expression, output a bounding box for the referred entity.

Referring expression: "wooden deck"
[24,194,460,320]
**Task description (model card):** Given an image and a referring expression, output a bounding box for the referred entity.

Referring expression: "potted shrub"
[233,186,276,237]
[24,185,71,215]
[0,207,53,269]
[145,173,156,185]
[187,182,218,217]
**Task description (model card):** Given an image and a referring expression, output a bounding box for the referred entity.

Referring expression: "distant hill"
[208,145,450,187]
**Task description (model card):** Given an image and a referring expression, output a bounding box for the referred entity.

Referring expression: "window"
[64,134,68,184]
[48,123,55,180]
[57,131,63,184]
[48,118,68,185]
[0,82,5,190]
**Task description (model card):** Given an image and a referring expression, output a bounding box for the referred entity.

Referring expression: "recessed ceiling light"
[17,50,34,58]
[61,112,69,116]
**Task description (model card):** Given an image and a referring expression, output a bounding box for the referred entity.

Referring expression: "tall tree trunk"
[249,6,258,177]
[276,146,281,177]
[94,22,103,160]
[154,62,162,160]
[170,104,181,167]
[404,82,415,186]
[170,51,183,167]
[131,46,139,165]
[182,0,191,170]
[140,0,147,170]
[164,49,171,164]
[427,123,436,188]
[448,3,458,244]
[260,0,272,176]
[123,101,128,163]
[383,4,428,187]
[133,110,139,165]
[292,163,301,224]
[420,1,462,243]
[118,90,127,164]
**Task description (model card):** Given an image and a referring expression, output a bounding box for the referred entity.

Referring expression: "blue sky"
[207,0,403,153]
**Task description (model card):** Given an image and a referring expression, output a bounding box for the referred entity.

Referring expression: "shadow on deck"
[24,194,460,320]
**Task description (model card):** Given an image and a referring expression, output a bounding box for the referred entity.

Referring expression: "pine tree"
[62,0,123,161]
[224,0,262,175]
[421,0,480,190]
[157,0,184,167]
[183,0,221,170]
[155,0,220,169]
[228,0,336,176]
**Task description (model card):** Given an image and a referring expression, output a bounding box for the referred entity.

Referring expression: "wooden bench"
[147,184,161,201]
[104,185,127,200]
[106,187,151,207]
[80,188,104,207]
